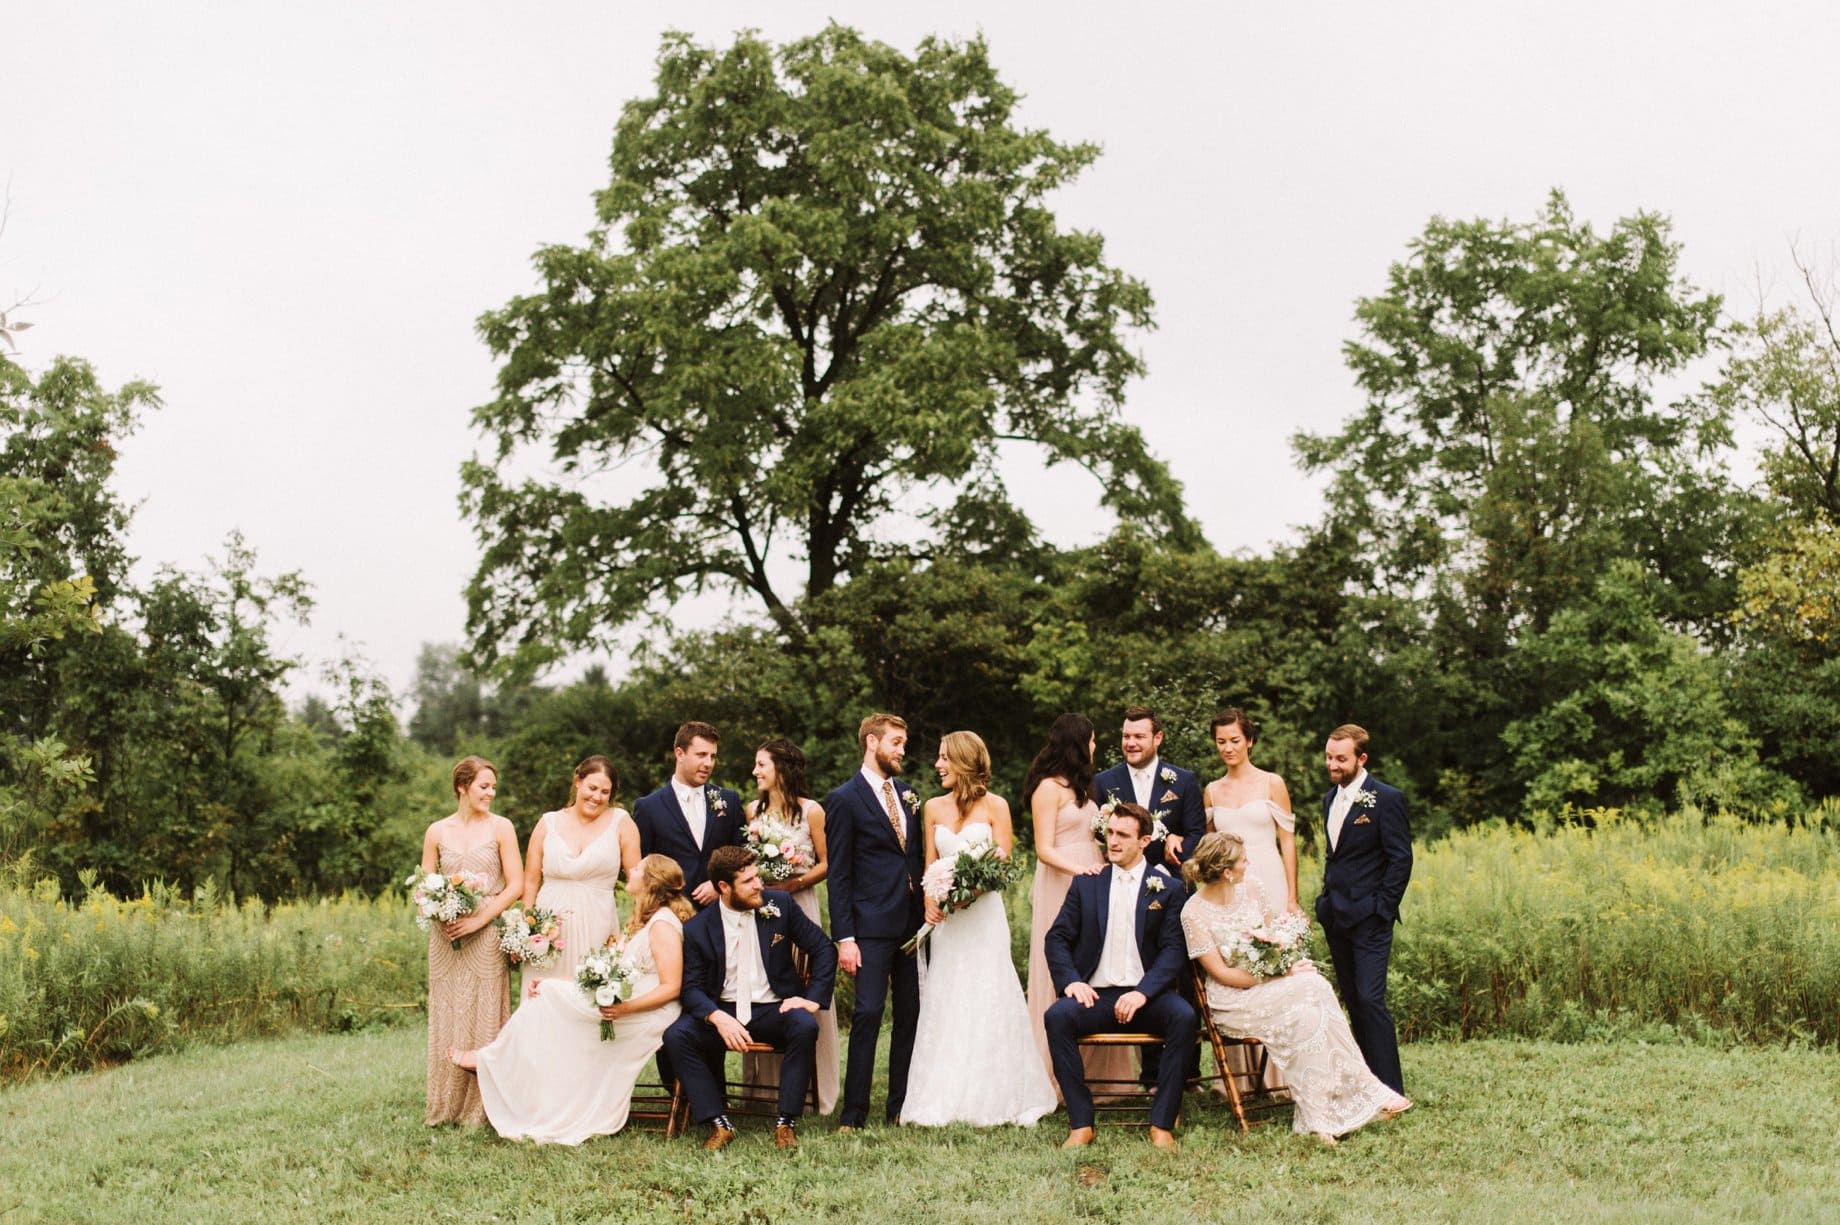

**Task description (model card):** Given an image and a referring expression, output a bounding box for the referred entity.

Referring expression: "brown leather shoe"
[701,1124,737,1152]
[1061,1127,1096,1150]
[1148,1126,1179,1151]
[835,1124,857,1134]
[774,1124,798,1150]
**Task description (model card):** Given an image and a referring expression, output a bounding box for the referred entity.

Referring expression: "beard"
[875,747,904,777]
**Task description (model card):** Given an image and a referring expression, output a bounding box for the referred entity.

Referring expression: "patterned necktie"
[882,780,907,851]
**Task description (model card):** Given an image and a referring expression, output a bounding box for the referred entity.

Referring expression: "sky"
[5,2,1836,702]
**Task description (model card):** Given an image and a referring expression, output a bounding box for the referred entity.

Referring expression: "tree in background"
[464,23,1196,676]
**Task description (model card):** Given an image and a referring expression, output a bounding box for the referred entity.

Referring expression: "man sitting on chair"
[1043,801,1195,1151]
[662,846,837,1151]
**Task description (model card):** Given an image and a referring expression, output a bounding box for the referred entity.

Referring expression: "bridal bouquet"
[577,938,644,1040]
[495,904,564,972]
[901,836,1022,953]
[1216,912,1312,980]
[745,813,810,883]
[1094,794,1169,844]
[405,868,489,949]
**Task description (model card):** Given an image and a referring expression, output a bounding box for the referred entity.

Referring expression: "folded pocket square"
[1352,815,1372,825]
[770,933,785,946]
[1159,789,1179,804]
[1148,901,1164,911]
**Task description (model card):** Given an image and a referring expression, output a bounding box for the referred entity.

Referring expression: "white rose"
[594,985,617,1007]
[762,842,780,858]
[422,873,445,891]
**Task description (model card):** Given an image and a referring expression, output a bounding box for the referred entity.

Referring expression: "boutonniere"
[758,901,781,919]
[1352,815,1372,826]
[1353,788,1377,808]
[707,788,728,816]
[903,790,920,815]
[1145,876,1167,894]
[1159,766,1177,785]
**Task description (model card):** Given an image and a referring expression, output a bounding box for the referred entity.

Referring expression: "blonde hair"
[1182,830,1247,889]
[939,731,991,815]
[625,854,694,933]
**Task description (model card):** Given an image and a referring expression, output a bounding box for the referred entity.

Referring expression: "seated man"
[662,845,837,1151]
[1043,801,1195,1151]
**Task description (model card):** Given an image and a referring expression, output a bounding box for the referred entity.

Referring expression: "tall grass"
[0,867,425,1079]
[1387,801,1840,1044]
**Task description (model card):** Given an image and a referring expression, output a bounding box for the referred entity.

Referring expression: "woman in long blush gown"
[422,756,525,1126]
[739,739,839,1114]
[1203,709,1300,914]
[1023,713,1132,1095]
[1182,832,1411,1144]
[902,732,1057,1127]
[456,854,692,1144]
[517,755,641,993]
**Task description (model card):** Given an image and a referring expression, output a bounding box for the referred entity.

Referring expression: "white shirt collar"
[1338,769,1369,801]
[1113,859,1144,889]
[860,764,891,788]
[720,903,753,930]
[675,778,703,803]
[1131,758,1158,778]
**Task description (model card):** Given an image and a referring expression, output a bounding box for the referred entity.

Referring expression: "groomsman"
[823,713,924,1130]
[662,846,837,1151]
[1093,705,1206,867]
[1043,802,1194,1151]
[1317,723,1412,1094]
[633,721,745,908]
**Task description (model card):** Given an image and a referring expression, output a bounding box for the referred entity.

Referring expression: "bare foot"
[1312,1131,1339,1147]
[1377,1097,1413,1121]
[448,1046,478,1071]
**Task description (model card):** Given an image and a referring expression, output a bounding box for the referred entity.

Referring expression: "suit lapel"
[704,913,727,994]
[1091,866,1113,947]
[660,784,697,849]
[1134,868,1152,949]
[754,906,775,974]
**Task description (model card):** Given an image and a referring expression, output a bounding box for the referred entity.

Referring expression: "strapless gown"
[903,822,1057,1127]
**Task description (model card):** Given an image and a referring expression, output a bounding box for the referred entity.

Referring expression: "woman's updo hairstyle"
[1182,830,1247,888]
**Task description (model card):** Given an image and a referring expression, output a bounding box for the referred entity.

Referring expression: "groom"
[633,721,745,908]
[1317,723,1412,1094]
[1043,802,1194,1151]
[823,712,924,1130]
[663,846,837,1151]
[1093,705,1206,867]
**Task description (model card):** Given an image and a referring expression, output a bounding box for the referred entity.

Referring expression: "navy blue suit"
[822,770,924,1126]
[1316,775,1412,1093]
[632,781,744,906]
[1043,860,1195,1130]
[1093,758,1206,866]
[662,889,838,1123]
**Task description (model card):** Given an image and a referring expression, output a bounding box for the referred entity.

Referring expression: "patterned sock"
[711,1114,733,1131]
[776,1115,797,1130]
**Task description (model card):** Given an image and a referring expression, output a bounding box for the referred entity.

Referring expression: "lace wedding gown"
[902,821,1058,1127]
[1183,882,1401,1137]
[475,907,684,1144]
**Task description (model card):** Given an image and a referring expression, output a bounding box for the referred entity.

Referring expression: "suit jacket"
[1093,758,1206,864]
[679,888,838,1021]
[822,771,924,942]
[632,781,745,904]
[1316,775,1412,931]
[1044,861,1189,1001]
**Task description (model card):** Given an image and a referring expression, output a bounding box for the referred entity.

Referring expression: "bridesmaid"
[1022,713,1132,1094]
[740,739,839,1114]
[421,755,524,1126]
[518,755,641,993]
[1203,708,1300,913]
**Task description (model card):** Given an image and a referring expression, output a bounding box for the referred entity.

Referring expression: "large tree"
[464,24,1195,673]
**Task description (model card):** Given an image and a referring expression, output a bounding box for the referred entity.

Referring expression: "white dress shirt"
[719,904,777,1023]
[1328,768,1369,852]
[674,778,708,849]
[1129,758,1159,808]
[1091,861,1147,989]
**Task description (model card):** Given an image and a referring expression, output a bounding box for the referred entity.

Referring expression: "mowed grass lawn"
[2,1025,1836,1224]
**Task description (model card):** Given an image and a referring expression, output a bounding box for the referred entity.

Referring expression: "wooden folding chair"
[669,951,821,1138]
[1191,963,1293,1132]
[1074,1026,1204,1127]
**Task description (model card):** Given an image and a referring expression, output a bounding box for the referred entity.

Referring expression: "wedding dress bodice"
[935,820,993,858]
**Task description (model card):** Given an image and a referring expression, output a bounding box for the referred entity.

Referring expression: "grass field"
[2,1024,1836,1223]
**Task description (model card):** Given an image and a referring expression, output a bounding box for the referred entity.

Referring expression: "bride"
[901,731,1057,1128]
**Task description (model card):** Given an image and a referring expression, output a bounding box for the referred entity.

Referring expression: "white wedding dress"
[902,821,1058,1127]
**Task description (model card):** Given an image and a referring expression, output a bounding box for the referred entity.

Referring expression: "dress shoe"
[701,1124,737,1152]
[1148,1127,1179,1151]
[836,1124,858,1134]
[1061,1127,1096,1150]
[774,1124,798,1150]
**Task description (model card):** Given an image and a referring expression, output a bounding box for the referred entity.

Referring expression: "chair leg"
[666,1081,686,1138]
[1211,1033,1250,1133]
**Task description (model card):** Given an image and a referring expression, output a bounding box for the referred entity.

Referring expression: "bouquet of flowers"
[405,868,489,949]
[1215,911,1312,980]
[495,904,565,972]
[902,836,1023,953]
[576,938,645,1040]
[1093,793,1169,844]
[745,813,810,883]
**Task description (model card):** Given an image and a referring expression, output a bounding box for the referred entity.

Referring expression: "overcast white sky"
[6,2,1835,701]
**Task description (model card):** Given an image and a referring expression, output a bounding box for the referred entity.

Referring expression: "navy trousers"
[1323,916,1403,1093]
[1045,988,1194,1130]
[840,936,919,1126]
[663,1003,819,1124]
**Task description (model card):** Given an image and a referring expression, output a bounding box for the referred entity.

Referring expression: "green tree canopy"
[465,23,1195,675]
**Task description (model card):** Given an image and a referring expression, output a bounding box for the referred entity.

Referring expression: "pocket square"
[1159,789,1179,804]
[1148,900,1164,911]
[1352,815,1372,825]
[770,933,785,946]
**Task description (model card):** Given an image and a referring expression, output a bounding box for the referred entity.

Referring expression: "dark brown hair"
[754,738,809,818]
[1021,712,1094,808]
[570,754,619,803]
[706,845,758,890]
[1104,801,1155,839]
[674,721,721,752]
[451,755,497,798]
[1122,705,1162,735]
[1210,708,1257,744]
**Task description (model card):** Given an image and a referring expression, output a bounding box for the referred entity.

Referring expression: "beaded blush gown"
[425,839,510,1126]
